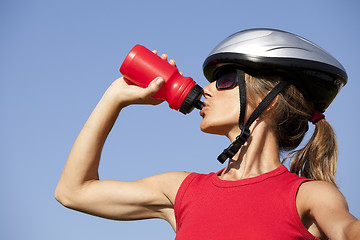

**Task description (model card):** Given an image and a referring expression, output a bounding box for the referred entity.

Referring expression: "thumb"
[145,77,165,96]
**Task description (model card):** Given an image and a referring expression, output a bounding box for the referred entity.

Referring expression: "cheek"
[217,100,239,123]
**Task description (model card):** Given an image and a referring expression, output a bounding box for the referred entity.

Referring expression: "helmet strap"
[217,71,289,164]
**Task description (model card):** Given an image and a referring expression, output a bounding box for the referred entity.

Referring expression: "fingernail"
[156,77,164,85]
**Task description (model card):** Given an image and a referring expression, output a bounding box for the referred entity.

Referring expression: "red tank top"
[174,165,319,240]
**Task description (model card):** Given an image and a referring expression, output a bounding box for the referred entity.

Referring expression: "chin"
[200,118,232,136]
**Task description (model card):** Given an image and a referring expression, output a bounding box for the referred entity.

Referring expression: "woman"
[55,29,360,239]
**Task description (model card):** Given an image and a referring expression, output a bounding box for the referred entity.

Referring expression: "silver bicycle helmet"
[203,28,347,112]
[202,28,348,164]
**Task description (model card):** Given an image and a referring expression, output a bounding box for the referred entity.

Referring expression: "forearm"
[56,85,122,199]
[345,219,360,240]
[55,76,164,205]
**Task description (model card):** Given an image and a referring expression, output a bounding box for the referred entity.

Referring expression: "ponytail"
[287,119,338,186]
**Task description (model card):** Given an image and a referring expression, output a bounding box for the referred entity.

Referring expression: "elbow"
[54,187,69,207]
[54,185,77,209]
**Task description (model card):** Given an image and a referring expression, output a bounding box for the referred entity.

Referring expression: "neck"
[220,120,281,181]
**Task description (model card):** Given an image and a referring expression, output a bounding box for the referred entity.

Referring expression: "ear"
[259,95,279,119]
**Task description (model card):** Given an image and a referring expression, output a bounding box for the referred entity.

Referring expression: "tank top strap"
[288,176,319,240]
[174,172,200,231]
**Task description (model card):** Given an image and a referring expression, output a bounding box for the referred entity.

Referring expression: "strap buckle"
[217,128,250,164]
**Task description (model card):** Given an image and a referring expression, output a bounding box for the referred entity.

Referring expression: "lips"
[200,108,205,118]
[200,101,209,118]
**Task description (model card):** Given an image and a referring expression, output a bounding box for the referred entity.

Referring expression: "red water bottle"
[120,44,204,114]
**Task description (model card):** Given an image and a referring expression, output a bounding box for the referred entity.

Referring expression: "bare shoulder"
[297,180,349,219]
[141,171,191,187]
[298,180,343,197]
[298,180,348,209]
[139,171,191,204]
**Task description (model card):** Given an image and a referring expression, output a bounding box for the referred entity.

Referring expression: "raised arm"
[55,55,189,228]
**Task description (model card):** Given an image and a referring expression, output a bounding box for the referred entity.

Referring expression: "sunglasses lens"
[216,72,237,89]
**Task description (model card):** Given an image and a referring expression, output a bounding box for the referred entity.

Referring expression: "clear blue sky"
[1,0,359,239]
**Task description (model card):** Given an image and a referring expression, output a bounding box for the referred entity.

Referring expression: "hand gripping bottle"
[120,45,204,114]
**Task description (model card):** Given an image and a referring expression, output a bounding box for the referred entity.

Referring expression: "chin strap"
[217,70,290,164]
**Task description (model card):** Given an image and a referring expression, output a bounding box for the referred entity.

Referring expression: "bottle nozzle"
[194,100,205,110]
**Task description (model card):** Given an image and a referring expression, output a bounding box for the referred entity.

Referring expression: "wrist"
[103,81,130,110]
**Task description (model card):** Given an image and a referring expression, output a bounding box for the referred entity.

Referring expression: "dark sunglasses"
[215,71,238,90]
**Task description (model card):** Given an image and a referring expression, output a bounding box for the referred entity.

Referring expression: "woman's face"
[200,81,242,138]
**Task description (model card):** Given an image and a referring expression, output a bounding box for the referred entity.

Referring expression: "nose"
[203,82,216,98]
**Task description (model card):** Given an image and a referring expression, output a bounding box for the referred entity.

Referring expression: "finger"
[160,54,168,61]
[152,50,158,55]
[169,59,177,67]
[179,72,183,76]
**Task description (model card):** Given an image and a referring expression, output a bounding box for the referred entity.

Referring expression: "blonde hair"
[246,74,338,186]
